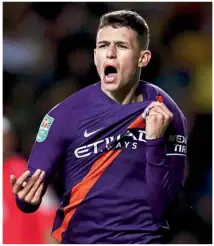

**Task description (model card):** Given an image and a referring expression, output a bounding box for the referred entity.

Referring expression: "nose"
[106,45,116,59]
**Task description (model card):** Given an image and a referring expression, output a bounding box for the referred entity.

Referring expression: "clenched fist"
[144,102,173,140]
[10,169,45,205]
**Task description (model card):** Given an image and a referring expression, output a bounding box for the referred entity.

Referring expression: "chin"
[102,81,120,92]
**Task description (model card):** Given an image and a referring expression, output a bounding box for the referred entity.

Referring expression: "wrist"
[146,134,164,140]
[146,136,166,145]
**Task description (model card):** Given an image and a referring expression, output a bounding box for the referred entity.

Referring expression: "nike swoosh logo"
[84,128,103,138]
[161,221,170,230]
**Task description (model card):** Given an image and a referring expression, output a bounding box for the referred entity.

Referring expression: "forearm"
[146,137,176,218]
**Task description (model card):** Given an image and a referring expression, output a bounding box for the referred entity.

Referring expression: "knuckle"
[167,114,173,120]
[30,200,35,205]
[18,193,24,200]
[157,114,163,119]
[27,177,33,184]
[31,198,39,204]
[16,181,22,186]
[38,176,43,182]
[30,184,36,191]
[31,175,36,181]
[24,197,31,203]
[12,187,17,194]
[31,186,38,193]
[33,175,40,182]
[34,178,41,186]
[13,189,17,195]
[27,179,34,187]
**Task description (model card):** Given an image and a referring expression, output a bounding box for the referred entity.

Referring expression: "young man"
[11,10,187,243]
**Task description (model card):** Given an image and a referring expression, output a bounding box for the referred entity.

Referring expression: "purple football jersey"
[16,81,187,243]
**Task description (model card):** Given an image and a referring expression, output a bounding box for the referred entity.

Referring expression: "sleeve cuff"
[16,196,41,213]
[146,137,168,165]
[146,136,166,146]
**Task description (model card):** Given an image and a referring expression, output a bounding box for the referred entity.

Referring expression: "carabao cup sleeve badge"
[36,114,54,142]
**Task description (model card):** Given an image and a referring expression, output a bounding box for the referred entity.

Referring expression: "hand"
[10,169,45,205]
[145,101,173,139]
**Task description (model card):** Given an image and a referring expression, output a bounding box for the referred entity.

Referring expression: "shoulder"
[46,83,99,118]
[37,83,99,135]
[142,81,186,122]
[142,81,187,133]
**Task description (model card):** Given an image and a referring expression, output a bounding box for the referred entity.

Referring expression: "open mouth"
[104,65,118,83]
[104,65,117,76]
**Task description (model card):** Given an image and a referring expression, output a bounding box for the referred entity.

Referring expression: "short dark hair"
[98,10,150,49]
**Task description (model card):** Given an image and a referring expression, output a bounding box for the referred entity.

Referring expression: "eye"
[117,44,127,49]
[98,44,107,48]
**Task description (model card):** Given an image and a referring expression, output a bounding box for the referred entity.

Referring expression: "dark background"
[3,2,212,243]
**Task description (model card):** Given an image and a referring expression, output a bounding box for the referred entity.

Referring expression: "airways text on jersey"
[75,129,145,158]
[75,128,187,158]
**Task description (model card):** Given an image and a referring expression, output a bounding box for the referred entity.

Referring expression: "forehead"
[96,26,138,44]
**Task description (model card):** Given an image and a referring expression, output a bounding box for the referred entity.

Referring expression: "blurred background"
[3,2,212,244]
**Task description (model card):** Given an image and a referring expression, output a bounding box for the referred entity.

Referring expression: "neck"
[102,79,143,105]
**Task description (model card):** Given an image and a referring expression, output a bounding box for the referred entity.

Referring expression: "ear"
[94,49,97,66]
[138,50,151,68]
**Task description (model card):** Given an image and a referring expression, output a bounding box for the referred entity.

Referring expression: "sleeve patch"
[36,114,55,142]
[167,134,187,156]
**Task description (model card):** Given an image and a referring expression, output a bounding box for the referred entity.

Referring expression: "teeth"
[105,76,114,82]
